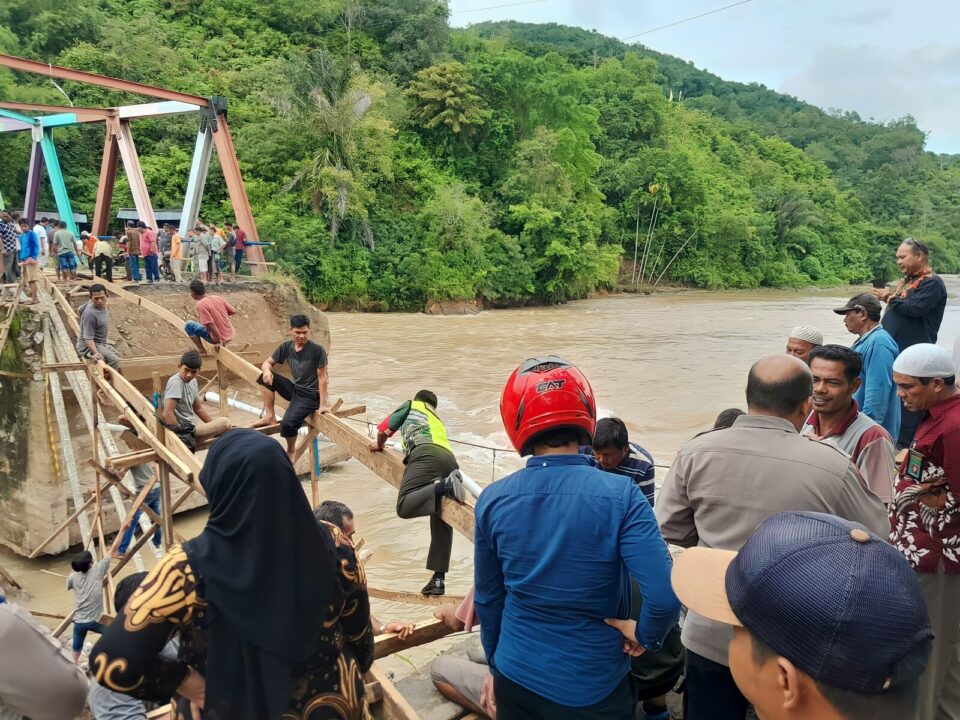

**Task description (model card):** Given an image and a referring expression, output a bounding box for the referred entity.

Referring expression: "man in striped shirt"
[581,417,656,506]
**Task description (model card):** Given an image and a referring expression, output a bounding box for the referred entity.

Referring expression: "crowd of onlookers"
[0,211,250,301]
[0,236,957,720]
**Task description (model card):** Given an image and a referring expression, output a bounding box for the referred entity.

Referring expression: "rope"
[341,415,673,470]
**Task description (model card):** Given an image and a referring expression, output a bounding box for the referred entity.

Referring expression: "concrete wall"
[0,312,69,556]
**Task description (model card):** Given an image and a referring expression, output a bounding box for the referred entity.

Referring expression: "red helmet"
[500,356,596,456]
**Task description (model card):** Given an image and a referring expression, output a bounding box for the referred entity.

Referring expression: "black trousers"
[396,444,458,573]
[494,671,635,720]
[257,373,319,439]
[683,650,751,720]
[94,254,113,283]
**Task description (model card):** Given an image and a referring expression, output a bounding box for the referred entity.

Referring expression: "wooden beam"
[0,275,24,351]
[367,587,467,608]
[373,620,456,659]
[367,664,421,720]
[42,362,88,372]
[334,404,366,419]
[105,449,156,470]
[28,492,99,558]
[364,681,382,705]
[0,563,22,590]
[91,367,200,489]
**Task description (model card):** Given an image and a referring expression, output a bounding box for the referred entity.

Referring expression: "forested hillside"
[1,3,957,308]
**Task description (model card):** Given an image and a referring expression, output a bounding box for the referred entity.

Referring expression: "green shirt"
[53,229,75,255]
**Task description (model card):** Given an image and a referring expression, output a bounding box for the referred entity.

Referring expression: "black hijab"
[183,429,342,720]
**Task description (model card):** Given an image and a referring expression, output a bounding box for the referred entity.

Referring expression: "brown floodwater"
[6,280,958,652]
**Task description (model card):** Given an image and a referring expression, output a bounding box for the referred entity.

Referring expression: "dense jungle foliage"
[1,2,958,308]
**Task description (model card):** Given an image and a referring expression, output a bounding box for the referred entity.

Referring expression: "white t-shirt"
[34,224,48,264]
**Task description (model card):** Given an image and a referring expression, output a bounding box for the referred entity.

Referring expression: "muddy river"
[5,280,958,650]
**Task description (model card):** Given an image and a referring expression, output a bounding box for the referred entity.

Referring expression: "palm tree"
[268,50,378,247]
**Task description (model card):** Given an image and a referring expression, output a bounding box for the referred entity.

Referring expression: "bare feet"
[249,414,275,429]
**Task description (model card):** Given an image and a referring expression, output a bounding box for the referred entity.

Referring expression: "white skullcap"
[789,325,823,346]
[893,343,956,379]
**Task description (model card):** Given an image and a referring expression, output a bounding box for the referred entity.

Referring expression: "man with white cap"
[785,325,823,365]
[889,342,960,720]
[671,511,932,720]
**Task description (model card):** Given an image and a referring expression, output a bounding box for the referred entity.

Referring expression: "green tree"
[407,62,488,140]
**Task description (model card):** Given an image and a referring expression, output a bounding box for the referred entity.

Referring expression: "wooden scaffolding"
[14,274,477,719]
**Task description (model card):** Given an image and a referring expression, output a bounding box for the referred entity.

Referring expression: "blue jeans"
[184,320,214,343]
[128,255,141,281]
[73,620,109,653]
[116,487,162,554]
[144,254,160,282]
[235,250,243,274]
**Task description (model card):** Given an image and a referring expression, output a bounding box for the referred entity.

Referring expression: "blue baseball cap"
[672,511,933,693]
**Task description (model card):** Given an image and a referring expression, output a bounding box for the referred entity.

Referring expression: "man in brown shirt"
[656,354,888,720]
[125,221,141,282]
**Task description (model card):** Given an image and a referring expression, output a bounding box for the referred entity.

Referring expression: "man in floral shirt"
[889,343,960,720]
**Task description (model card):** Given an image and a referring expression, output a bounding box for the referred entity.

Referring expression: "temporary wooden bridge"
[6,274,477,719]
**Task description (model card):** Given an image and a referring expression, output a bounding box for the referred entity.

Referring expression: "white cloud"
[781,43,960,153]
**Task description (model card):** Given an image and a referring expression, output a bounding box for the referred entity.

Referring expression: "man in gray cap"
[834,292,901,439]
[785,325,823,365]
[889,343,960,720]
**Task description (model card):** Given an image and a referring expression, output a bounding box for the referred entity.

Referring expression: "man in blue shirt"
[475,356,680,718]
[834,293,901,440]
[17,219,40,305]
[581,417,656,506]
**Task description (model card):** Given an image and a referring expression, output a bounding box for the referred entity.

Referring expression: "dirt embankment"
[70,280,330,358]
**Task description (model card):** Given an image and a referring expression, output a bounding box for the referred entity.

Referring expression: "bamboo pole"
[654,228,699,287]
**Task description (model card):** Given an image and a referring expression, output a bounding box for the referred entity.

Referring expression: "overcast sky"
[449,0,960,154]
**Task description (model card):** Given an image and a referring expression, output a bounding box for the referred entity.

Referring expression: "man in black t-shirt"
[252,314,330,460]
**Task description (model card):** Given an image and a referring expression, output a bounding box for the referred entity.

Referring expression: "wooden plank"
[367,587,467,608]
[0,275,25,354]
[28,492,98,558]
[41,362,88,372]
[365,681,383,705]
[105,449,157,470]
[0,563,22,590]
[159,464,174,551]
[98,277,186,328]
[91,368,200,490]
[46,280,81,336]
[367,664,421,720]
[334,404,366,419]
[373,619,456,660]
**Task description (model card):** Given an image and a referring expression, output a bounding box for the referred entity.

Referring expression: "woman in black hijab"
[91,429,374,719]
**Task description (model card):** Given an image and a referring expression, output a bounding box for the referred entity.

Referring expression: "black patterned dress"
[91,523,374,719]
